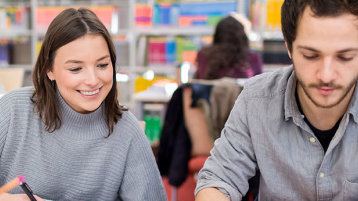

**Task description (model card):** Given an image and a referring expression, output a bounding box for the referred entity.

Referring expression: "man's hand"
[195,187,230,201]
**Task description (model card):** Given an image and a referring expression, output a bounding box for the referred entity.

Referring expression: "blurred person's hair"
[202,16,249,79]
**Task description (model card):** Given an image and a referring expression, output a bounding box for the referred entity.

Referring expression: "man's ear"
[285,41,292,59]
[47,70,55,81]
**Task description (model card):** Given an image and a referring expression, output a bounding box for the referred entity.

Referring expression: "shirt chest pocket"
[344,179,358,201]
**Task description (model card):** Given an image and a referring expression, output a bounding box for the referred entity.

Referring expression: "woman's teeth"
[81,89,99,95]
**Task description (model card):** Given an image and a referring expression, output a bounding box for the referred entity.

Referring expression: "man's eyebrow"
[297,45,358,53]
[337,48,358,54]
[297,45,319,52]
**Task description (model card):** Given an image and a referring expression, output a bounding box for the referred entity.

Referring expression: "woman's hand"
[0,193,45,201]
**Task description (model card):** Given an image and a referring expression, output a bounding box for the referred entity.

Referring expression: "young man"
[195,0,358,200]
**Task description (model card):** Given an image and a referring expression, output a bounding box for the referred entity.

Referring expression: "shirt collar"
[346,82,358,123]
[284,66,304,125]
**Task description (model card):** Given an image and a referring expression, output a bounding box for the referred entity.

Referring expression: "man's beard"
[295,69,358,109]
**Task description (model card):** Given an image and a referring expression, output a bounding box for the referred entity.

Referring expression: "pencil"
[0,176,24,194]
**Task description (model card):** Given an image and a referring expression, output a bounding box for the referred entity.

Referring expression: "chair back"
[0,68,25,92]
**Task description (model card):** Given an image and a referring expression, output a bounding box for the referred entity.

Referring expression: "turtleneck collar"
[54,88,109,140]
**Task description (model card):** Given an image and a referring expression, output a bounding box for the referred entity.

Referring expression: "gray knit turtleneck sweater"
[0,87,167,201]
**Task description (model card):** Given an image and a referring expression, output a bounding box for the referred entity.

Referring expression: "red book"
[148,37,166,65]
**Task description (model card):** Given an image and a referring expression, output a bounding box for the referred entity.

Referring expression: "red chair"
[162,156,208,201]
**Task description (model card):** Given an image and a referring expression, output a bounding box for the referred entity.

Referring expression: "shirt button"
[320,173,325,178]
[310,137,316,143]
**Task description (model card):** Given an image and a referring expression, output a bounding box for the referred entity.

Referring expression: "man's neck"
[297,83,354,130]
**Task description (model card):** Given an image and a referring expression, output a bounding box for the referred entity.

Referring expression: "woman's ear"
[47,71,55,81]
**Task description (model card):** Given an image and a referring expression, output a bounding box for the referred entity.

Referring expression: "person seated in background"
[194,15,263,80]
[0,8,166,201]
[195,0,358,200]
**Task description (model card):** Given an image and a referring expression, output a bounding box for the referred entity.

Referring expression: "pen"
[20,181,37,201]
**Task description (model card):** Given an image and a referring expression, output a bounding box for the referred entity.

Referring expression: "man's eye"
[98,63,109,68]
[337,55,353,62]
[303,55,318,60]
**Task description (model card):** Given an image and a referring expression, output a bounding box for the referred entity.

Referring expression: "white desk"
[132,89,172,120]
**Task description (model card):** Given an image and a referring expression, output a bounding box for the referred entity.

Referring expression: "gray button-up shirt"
[195,65,358,200]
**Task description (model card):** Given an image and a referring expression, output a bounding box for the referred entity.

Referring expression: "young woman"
[195,16,263,79]
[0,8,166,201]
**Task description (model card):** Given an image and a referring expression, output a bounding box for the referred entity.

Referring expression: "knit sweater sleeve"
[118,112,167,201]
[0,92,12,154]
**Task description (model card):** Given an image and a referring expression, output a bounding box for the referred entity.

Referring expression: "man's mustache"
[308,82,342,89]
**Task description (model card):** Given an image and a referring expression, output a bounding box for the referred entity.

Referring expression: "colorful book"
[0,43,9,66]
[148,37,166,65]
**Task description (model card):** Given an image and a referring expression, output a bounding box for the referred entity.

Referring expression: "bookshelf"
[135,26,215,36]
[132,1,244,76]
[0,1,33,69]
[132,0,289,74]
[0,29,32,38]
[0,0,134,102]
[0,0,131,68]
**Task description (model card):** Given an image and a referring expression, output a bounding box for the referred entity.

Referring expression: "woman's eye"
[98,63,109,68]
[69,67,81,72]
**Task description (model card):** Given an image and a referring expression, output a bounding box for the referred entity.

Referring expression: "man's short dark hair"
[281,0,358,53]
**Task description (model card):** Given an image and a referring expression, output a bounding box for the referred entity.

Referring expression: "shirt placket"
[316,114,348,201]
